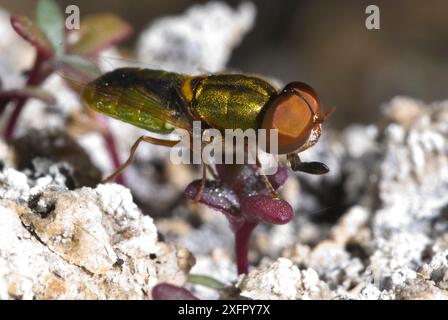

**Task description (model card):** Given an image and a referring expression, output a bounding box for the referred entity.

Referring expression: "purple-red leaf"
[185,180,241,219]
[152,283,199,300]
[68,14,133,56]
[241,195,294,225]
[186,163,292,275]
[10,15,54,59]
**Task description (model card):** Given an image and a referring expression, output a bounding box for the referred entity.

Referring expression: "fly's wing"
[81,68,192,133]
[56,55,103,93]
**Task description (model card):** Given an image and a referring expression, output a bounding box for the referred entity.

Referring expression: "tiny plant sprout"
[1,0,132,184]
[185,163,294,274]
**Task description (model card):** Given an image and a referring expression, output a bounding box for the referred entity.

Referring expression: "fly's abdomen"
[190,74,277,130]
[82,68,190,133]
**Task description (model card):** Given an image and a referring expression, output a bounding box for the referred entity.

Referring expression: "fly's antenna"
[323,105,336,120]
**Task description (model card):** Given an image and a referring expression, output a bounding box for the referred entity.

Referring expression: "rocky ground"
[0,2,447,300]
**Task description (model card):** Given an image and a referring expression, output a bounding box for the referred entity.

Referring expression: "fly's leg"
[102,135,180,183]
[255,152,279,199]
[194,164,207,202]
[287,153,329,175]
[260,173,279,199]
[193,137,213,202]
[205,163,218,179]
[192,138,220,202]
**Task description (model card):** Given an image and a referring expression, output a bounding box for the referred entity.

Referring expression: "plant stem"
[0,100,9,116]
[235,221,257,275]
[102,128,125,185]
[4,53,47,140]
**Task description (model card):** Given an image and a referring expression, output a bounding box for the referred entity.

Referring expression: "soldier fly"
[80,68,334,198]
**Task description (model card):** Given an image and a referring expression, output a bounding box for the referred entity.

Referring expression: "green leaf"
[68,14,132,56]
[188,274,226,290]
[36,0,65,55]
[10,15,54,59]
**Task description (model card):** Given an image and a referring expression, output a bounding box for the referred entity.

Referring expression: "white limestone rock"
[0,169,193,299]
[137,1,256,74]
[238,258,333,300]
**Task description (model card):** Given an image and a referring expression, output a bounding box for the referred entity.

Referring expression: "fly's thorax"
[188,74,277,131]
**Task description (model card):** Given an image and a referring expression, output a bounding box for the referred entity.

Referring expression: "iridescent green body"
[81,68,278,133]
[191,74,277,130]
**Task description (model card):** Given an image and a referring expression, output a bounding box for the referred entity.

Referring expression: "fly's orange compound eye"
[262,90,314,154]
[283,82,323,119]
[261,82,325,154]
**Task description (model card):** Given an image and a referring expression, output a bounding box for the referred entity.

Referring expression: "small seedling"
[186,163,293,274]
[1,0,132,184]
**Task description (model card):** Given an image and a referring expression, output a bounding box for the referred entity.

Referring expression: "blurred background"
[2,0,448,128]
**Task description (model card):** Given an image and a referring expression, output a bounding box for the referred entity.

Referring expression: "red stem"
[4,53,48,140]
[102,127,125,185]
[0,100,9,116]
[235,221,258,274]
